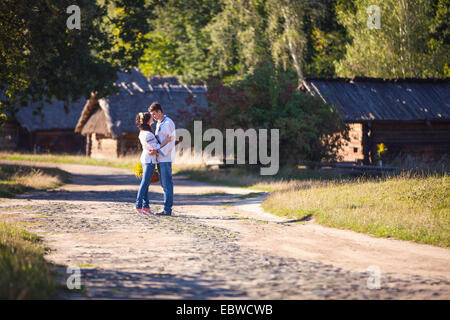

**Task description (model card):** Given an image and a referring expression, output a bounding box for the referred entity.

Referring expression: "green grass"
[262,173,450,247]
[0,152,136,170]
[0,222,59,299]
[0,164,70,198]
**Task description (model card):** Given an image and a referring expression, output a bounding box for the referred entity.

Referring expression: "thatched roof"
[302,78,450,123]
[75,68,208,138]
[9,97,86,132]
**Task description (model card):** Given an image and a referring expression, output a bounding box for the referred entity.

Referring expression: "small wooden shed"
[74,69,208,158]
[0,98,86,153]
[302,78,450,164]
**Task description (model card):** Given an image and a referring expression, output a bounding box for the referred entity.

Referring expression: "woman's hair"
[135,112,154,133]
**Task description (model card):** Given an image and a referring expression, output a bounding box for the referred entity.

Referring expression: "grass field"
[263,173,449,247]
[0,164,70,198]
[0,152,136,170]
[0,222,59,299]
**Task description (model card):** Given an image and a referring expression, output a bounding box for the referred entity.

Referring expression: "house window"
[354,147,358,153]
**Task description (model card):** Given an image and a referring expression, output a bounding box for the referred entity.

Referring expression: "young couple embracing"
[135,102,176,216]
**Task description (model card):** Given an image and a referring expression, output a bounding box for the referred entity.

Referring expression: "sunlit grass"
[0,222,59,299]
[262,173,450,247]
[0,152,136,170]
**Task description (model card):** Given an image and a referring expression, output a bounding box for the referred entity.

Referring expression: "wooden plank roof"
[302,78,450,122]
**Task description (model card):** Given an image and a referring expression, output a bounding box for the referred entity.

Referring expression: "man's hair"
[148,102,163,113]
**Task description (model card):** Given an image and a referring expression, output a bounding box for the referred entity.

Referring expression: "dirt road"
[1,160,449,299]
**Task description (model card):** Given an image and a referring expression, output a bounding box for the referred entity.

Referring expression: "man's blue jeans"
[135,163,155,208]
[157,162,173,213]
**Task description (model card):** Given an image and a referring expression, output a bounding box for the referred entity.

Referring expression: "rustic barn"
[74,69,208,158]
[0,98,86,153]
[301,78,450,164]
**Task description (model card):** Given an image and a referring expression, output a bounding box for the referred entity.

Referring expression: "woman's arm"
[142,132,158,151]
[148,135,173,154]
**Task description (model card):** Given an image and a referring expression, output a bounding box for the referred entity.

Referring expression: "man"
[148,102,176,216]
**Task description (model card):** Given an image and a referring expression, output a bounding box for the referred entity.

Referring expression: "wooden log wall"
[0,120,20,150]
[90,133,119,159]
[337,123,364,163]
[370,122,450,161]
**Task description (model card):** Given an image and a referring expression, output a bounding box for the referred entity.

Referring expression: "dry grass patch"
[0,164,69,198]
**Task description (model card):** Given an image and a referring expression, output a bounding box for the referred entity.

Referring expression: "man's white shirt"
[155,115,176,163]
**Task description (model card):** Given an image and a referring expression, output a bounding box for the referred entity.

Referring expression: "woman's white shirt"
[139,130,160,164]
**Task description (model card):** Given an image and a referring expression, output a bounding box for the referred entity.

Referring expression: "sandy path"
[0,160,449,299]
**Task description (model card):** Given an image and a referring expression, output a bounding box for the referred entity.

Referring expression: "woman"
[135,112,172,215]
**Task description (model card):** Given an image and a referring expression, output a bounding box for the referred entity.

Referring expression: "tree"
[0,1,119,119]
[304,0,349,77]
[206,0,270,82]
[266,0,325,83]
[335,0,449,78]
[206,0,337,84]
[136,0,222,83]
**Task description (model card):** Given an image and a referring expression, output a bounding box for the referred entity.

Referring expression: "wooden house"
[301,78,450,164]
[74,69,208,158]
[0,98,86,153]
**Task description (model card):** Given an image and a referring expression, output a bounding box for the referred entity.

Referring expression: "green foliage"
[199,62,349,166]
[136,0,222,83]
[0,0,121,116]
[0,113,6,129]
[2,0,447,123]
[335,0,450,78]
[120,0,350,83]
[0,222,58,299]
[304,0,349,77]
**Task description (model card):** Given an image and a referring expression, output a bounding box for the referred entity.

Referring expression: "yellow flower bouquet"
[133,161,143,179]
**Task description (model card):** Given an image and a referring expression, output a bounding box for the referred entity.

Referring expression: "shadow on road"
[57,267,245,299]
[15,188,243,207]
